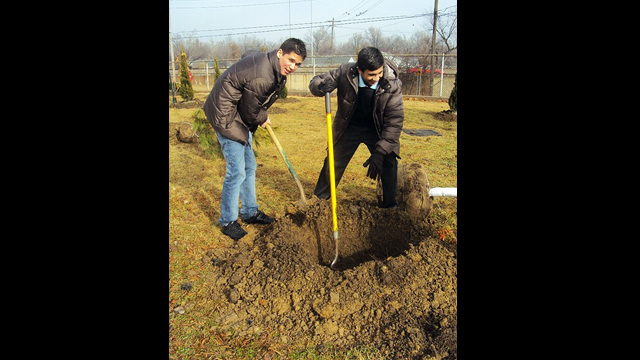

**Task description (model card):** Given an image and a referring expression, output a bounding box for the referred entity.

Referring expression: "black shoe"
[242,210,274,224]
[221,220,248,240]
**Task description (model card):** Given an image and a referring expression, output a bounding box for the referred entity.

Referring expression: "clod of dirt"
[176,122,196,143]
[378,162,432,220]
[180,283,193,291]
[203,197,457,358]
[228,289,239,304]
[398,163,432,220]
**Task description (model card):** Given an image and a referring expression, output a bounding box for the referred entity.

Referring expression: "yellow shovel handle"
[325,93,338,233]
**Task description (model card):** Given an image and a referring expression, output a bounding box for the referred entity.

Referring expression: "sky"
[169,0,457,46]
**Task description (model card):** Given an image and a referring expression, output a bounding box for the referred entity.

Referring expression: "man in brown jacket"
[203,38,306,240]
[308,47,404,208]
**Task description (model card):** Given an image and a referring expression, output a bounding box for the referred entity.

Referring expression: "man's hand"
[260,117,272,128]
[318,77,337,93]
[363,151,384,181]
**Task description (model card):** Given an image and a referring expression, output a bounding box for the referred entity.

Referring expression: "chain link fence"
[170,53,457,98]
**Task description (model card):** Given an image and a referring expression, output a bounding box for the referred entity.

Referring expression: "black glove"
[318,77,337,93]
[363,151,384,180]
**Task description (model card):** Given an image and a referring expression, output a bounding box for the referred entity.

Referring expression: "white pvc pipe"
[429,187,457,197]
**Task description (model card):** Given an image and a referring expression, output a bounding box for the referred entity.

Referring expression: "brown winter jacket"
[308,60,404,157]
[203,50,286,145]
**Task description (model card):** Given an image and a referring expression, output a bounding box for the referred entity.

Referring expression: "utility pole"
[331,18,335,66]
[169,11,176,84]
[429,0,438,96]
[169,9,177,104]
[311,0,315,76]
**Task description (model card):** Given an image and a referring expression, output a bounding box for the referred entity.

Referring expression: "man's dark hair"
[279,38,307,60]
[356,47,384,71]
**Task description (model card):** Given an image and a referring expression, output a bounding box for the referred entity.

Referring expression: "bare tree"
[339,33,368,55]
[173,32,212,64]
[409,30,432,67]
[228,39,241,59]
[304,26,332,55]
[435,15,457,53]
[236,35,264,54]
[382,35,413,69]
[382,34,409,54]
[364,27,384,48]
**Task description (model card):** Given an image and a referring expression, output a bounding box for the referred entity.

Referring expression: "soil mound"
[378,163,432,220]
[434,110,457,122]
[169,98,204,109]
[203,198,457,359]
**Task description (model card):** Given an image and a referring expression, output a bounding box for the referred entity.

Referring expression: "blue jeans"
[215,130,259,226]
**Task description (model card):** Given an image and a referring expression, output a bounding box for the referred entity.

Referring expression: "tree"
[178,46,194,101]
[341,33,367,55]
[364,27,384,48]
[435,15,457,53]
[213,58,221,82]
[448,72,457,112]
[305,26,332,55]
[237,35,263,54]
[228,40,241,59]
[172,32,212,64]
[192,109,222,159]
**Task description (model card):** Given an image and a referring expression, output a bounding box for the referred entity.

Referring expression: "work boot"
[242,210,274,224]
[221,220,248,241]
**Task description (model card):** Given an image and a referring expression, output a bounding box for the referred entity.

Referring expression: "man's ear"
[277,49,283,58]
[356,66,363,75]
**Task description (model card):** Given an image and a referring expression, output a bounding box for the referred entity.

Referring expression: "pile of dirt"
[434,110,457,122]
[378,163,433,220]
[201,197,457,359]
[169,98,204,109]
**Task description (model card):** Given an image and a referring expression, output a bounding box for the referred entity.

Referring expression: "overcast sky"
[169,0,457,46]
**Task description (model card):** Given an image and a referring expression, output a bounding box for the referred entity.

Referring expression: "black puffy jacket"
[308,60,404,157]
[203,50,286,145]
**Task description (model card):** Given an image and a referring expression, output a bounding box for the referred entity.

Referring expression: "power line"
[337,0,370,20]
[354,0,386,17]
[171,5,456,41]
[175,13,431,37]
[170,0,310,10]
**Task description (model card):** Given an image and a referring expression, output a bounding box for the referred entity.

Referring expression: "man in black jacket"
[308,47,404,208]
[203,38,306,240]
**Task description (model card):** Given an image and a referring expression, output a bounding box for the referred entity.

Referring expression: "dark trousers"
[314,123,398,208]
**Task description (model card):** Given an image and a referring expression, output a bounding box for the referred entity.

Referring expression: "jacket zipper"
[344,69,359,127]
[372,86,386,136]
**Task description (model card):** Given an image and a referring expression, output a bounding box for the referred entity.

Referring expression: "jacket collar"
[358,73,379,89]
[349,63,392,91]
[268,50,284,83]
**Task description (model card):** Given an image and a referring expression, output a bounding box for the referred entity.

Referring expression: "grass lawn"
[169,93,457,359]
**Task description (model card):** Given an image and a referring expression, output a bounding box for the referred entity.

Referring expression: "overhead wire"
[171,0,311,10]
[174,13,438,38]
[170,1,456,40]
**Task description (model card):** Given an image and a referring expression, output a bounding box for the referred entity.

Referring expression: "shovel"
[264,123,307,205]
[324,93,339,269]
